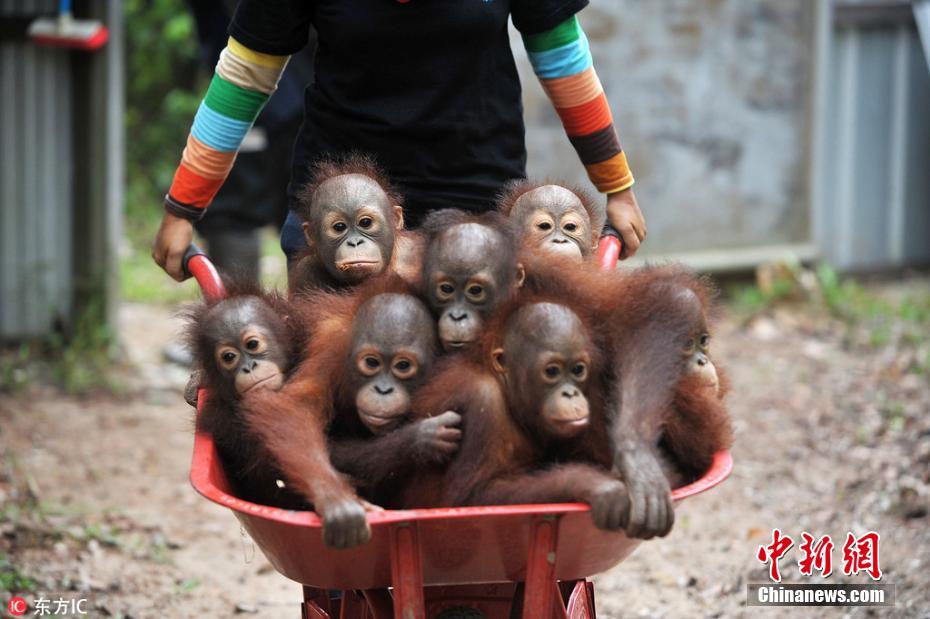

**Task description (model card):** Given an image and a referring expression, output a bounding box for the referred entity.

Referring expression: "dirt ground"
[1,278,928,618]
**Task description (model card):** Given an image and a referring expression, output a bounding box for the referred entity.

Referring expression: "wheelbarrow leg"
[338,590,367,619]
[565,581,596,619]
[390,522,426,619]
[522,516,567,619]
[361,589,394,619]
[302,586,333,619]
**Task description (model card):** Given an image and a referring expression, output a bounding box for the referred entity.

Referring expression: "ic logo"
[7,596,28,616]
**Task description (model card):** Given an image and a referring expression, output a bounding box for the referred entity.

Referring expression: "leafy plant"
[124,0,200,241]
[0,556,37,594]
[122,0,203,306]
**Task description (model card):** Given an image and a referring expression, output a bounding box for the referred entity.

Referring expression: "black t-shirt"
[230,0,588,226]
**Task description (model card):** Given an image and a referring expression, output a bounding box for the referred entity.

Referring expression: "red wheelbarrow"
[184,232,733,619]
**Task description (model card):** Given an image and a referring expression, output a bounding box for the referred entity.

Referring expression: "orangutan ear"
[301,221,314,248]
[491,347,506,375]
[515,263,526,288]
[393,205,405,230]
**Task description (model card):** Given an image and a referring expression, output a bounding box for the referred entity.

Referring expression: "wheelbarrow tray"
[182,239,734,617]
[190,424,733,590]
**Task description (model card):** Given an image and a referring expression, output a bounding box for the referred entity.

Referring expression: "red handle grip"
[596,225,622,271]
[183,244,226,302]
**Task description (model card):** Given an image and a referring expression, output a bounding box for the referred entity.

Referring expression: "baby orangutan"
[407,297,630,531]
[660,303,733,485]
[520,255,733,537]
[325,291,462,506]
[185,291,305,508]
[497,180,606,262]
[290,154,421,292]
[240,276,460,548]
[420,210,524,351]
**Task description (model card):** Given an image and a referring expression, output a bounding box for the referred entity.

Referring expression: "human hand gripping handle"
[152,213,194,282]
[606,188,646,260]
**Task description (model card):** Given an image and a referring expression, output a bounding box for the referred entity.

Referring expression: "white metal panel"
[0,0,74,339]
[914,0,930,69]
[816,4,930,270]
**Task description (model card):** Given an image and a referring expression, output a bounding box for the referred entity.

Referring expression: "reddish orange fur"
[240,274,418,508]
[663,366,733,483]
[403,293,617,509]
[518,251,732,484]
[288,153,422,295]
[183,281,309,508]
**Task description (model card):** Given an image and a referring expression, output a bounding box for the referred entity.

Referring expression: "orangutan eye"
[683,338,696,354]
[571,363,587,378]
[544,365,560,378]
[699,334,710,348]
[357,353,382,376]
[537,221,552,231]
[358,216,373,229]
[564,222,577,232]
[467,285,483,296]
[439,283,454,295]
[333,222,347,233]
[246,339,259,351]
[217,346,240,370]
[392,357,417,379]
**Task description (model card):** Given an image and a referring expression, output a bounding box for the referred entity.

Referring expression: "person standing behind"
[153,1,647,280]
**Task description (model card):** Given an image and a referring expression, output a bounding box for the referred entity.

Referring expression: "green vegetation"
[123,0,202,304]
[729,281,793,315]
[71,523,122,548]
[728,262,930,365]
[0,300,123,395]
[0,556,37,594]
[817,264,930,325]
[120,1,287,302]
[174,578,201,595]
[727,257,813,314]
[50,300,123,393]
[816,264,930,355]
[0,344,34,393]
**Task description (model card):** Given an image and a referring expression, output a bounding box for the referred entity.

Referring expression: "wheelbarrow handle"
[596,223,623,271]
[182,244,226,302]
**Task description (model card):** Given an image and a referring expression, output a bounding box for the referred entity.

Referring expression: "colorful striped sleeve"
[522,16,634,194]
[164,37,290,220]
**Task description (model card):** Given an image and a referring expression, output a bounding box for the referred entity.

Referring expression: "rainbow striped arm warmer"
[164,38,290,220]
[523,16,634,194]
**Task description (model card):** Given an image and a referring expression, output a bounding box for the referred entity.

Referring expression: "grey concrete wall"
[513,0,816,257]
